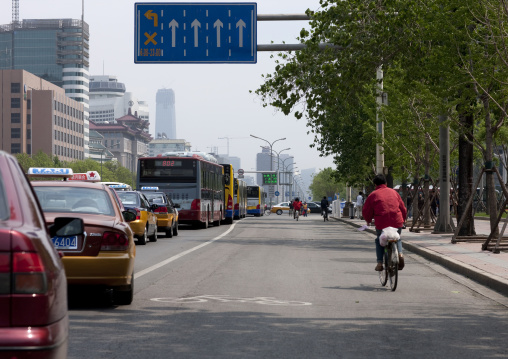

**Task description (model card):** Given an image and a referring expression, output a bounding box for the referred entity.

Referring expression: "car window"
[140,193,151,209]
[33,186,115,216]
[108,187,124,211]
[143,192,166,205]
[117,192,141,207]
[0,171,9,220]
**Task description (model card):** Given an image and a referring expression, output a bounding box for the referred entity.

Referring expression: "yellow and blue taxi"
[271,202,291,215]
[29,168,137,305]
[116,191,158,245]
[141,187,179,238]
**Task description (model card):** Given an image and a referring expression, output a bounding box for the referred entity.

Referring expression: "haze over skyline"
[1,0,336,180]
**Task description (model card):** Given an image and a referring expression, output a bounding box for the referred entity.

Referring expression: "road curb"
[331,216,508,296]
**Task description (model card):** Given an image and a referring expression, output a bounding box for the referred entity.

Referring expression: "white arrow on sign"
[236,19,246,47]
[168,20,179,47]
[214,19,223,47]
[191,19,201,47]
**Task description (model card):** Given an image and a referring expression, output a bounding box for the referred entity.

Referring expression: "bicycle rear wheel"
[379,249,388,286]
[388,242,399,291]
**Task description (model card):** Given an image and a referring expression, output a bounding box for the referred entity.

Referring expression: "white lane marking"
[134,221,239,279]
[151,295,312,306]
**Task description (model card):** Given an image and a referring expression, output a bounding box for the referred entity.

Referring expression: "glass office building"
[0,19,90,157]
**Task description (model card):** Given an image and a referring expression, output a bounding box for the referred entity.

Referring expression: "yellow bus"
[234,178,247,219]
[220,163,235,224]
[247,185,266,217]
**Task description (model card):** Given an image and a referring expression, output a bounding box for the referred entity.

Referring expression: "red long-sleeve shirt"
[362,184,407,230]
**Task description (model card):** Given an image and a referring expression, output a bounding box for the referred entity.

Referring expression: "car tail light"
[154,205,168,213]
[227,195,233,210]
[12,252,47,294]
[256,204,260,210]
[101,231,129,251]
[191,199,200,210]
[135,208,141,220]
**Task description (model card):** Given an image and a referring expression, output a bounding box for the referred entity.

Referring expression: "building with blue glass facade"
[0,18,90,157]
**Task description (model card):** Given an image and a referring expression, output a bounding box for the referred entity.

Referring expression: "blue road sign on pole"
[135,2,257,63]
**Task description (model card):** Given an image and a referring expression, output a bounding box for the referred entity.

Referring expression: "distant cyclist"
[292,198,302,219]
[321,196,329,220]
[289,201,294,217]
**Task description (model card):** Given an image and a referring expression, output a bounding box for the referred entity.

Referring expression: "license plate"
[52,236,78,250]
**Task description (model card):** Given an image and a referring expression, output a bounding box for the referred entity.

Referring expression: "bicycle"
[264,208,272,216]
[294,209,300,221]
[322,209,328,221]
[379,239,399,291]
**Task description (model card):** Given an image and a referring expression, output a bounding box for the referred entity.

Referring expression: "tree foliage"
[309,167,346,200]
[15,152,135,187]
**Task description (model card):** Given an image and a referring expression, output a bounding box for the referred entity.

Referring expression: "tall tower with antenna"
[12,0,19,24]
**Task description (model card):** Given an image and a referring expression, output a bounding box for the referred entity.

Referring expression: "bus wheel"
[213,212,221,226]
[200,213,209,229]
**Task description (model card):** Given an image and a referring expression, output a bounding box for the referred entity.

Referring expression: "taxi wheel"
[173,222,179,236]
[137,228,147,245]
[149,225,157,242]
[166,224,173,238]
[276,210,283,215]
[114,274,133,305]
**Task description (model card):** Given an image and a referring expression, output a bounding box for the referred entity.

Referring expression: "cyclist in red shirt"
[292,198,302,219]
[362,174,407,271]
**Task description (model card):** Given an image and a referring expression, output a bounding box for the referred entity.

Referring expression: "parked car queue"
[0,158,262,358]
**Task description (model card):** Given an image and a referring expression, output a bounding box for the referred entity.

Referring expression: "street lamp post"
[264,147,290,203]
[250,134,286,206]
[281,157,294,201]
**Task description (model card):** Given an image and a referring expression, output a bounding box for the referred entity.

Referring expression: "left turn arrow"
[145,10,158,27]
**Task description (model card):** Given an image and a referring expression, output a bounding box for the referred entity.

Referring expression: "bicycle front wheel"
[388,242,399,291]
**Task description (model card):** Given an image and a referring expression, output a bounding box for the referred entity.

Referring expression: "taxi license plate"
[52,236,78,250]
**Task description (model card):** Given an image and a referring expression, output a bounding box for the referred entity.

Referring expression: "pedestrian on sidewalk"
[362,174,407,272]
[356,192,364,219]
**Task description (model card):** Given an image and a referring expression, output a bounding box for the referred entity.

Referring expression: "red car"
[0,151,84,359]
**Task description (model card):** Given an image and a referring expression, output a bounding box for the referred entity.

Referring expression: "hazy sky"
[2,0,336,178]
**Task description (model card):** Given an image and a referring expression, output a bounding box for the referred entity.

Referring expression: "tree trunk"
[457,110,476,236]
[482,96,500,237]
[424,142,431,226]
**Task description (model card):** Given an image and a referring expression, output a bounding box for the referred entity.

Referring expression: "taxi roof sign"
[27,167,74,179]
[109,184,130,189]
[68,171,101,182]
[141,186,159,191]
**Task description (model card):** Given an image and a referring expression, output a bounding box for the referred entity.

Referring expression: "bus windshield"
[139,158,197,179]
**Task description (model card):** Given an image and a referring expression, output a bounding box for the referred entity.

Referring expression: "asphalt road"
[67,214,508,359]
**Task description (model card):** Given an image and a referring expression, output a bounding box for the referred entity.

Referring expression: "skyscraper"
[0,18,91,156]
[155,89,176,139]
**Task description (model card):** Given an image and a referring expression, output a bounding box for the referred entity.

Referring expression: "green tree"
[32,150,55,168]
[309,168,345,200]
[15,153,35,172]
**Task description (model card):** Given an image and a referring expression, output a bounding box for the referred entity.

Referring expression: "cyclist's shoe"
[375,263,384,271]
[398,255,405,270]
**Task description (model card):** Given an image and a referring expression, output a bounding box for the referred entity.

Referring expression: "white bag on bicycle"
[379,227,400,247]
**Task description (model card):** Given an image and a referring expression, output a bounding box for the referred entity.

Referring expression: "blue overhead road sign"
[135,2,257,63]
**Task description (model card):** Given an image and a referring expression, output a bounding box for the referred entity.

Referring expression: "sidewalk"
[331,215,508,296]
